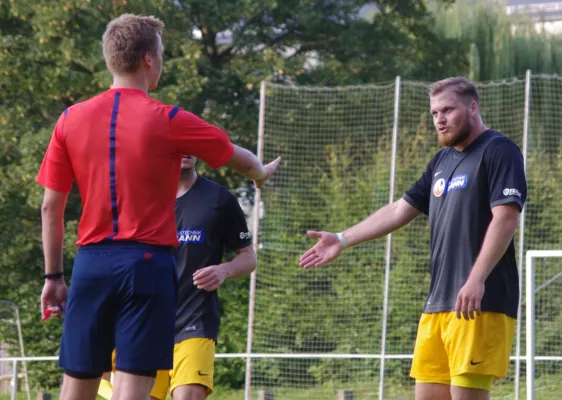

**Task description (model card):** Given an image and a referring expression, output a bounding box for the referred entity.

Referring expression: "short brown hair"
[429,76,480,105]
[102,14,164,74]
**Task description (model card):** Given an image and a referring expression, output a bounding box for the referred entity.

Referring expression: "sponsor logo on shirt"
[447,174,468,192]
[433,175,468,197]
[503,188,521,198]
[433,178,446,197]
[177,229,204,243]
[239,231,251,239]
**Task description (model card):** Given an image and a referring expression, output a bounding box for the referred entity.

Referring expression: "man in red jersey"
[37,14,280,400]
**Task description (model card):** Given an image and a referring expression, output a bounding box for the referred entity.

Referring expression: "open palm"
[299,231,343,269]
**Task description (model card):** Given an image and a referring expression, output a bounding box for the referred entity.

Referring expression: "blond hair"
[102,14,164,74]
[429,77,480,105]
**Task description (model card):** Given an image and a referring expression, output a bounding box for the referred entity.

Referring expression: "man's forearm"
[219,249,257,280]
[41,209,65,274]
[244,159,268,181]
[226,146,267,181]
[343,200,420,248]
[468,215,519,283]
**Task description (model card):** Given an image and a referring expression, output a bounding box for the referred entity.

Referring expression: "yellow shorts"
[98,338,215,400]
[151,338,216,400]
[410,311,516,390]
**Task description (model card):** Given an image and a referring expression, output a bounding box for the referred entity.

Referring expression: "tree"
[0,0,467,391]
[431,0,562,81]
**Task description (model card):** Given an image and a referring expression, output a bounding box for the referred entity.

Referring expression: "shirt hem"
[175,332,218,344]
[226,240,253,253]
[402,194,427,215]
[36,177,72,193]
[422,305,517,319]
[75,237,178,247]
[209,142,235,169]
[490,197,524,212]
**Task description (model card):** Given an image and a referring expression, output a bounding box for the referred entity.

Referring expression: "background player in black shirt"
[299,77,526,400]
[99,155,256,400]
[154,155,256,400]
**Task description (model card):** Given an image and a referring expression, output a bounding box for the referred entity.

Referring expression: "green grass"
[0,387,241,400]
[4,374,562,400]
[0,390,106,400]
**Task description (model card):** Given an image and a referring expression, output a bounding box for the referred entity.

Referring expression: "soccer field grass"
[3,375,562,400]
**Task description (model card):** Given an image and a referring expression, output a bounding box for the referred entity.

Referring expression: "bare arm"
[219,245,257,280]
[193,246,257,291]
[468,204,520,283]
[455,203,520,319]
[299,198,421,268]
[342,198,422,247]
[40,188,69,319]
[225,145,281,188]
[41,188,69,275]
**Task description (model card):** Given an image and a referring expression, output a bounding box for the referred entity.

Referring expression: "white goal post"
[526,250,562,400]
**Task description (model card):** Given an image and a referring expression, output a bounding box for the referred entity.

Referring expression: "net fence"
[2,75,562,400]
[531,255,562,400]
[248,75,562,399]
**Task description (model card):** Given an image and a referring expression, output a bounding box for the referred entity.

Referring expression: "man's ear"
[471,100,478,115]
[143,51,153,67]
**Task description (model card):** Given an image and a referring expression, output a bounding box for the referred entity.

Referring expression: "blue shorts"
[58,241,177,376]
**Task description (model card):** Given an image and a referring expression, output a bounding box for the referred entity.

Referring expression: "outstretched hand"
[254,157,281,189]
[299,231,344,269]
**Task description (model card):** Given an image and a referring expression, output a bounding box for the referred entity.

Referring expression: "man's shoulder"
[80,91,175,113]
[182,176,229,202]
[482,129,522,153]
[64,91,126,116]
[198,176,242,207]
[63,93,106,115]
[197,175,222,191]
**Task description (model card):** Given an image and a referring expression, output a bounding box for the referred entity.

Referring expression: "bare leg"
[172,383,207,400]
[112,370,155,400]
[416,382,452,400]
[60,374,102,400]
[450,386,489,400]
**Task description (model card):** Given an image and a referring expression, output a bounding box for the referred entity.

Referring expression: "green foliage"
[431,0,562,80]
[0,0,469,392]
[6,0,560,395]
[247,75,562,395]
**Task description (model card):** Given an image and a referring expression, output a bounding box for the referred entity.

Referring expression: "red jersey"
[37,88,234,247]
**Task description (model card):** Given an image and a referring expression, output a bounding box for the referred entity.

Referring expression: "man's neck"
[111,75,149,93]
[177,169,198,198]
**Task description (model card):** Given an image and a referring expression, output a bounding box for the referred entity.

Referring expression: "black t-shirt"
[403,130,527,318]
[174,175,252,343]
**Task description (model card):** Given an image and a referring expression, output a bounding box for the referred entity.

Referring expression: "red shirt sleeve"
[36,112,75,192]
[169,107,234,169]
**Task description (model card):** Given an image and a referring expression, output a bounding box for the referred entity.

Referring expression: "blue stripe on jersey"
[169,106,179,120]
[106,92,121,240]
[63,108,68,116]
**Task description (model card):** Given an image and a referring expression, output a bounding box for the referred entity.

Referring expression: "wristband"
[336,232,348,249]
[43,272,64,280]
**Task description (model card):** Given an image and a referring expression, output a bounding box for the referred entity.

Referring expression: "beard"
[437,114,472,148]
